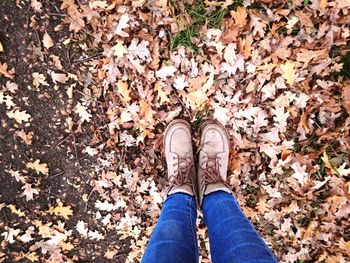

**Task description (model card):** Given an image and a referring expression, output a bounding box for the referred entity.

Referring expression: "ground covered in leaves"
[1,0,350,262]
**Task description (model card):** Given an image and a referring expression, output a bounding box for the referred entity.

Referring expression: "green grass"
[170,0,243,52]
[193,108,212,132]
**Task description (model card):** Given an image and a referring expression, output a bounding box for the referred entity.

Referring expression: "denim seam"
[188,196,198,263]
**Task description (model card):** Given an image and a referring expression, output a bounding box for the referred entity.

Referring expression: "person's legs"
[142,193,198,263]
[142,120,199,262]
[197,121,277,263]
[203,191,277,263]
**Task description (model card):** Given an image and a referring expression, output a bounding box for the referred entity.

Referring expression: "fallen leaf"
[114,14,130,37]
[281,60,295,86]
[31,0,42,12]
[154,82,170,104]
[117,80,131,102]
[26,159,49,175]
[7,109,31,124]
[42,31,54,49]
[321,151,339,175]
[262,185,282,198]
[342,84,350,115]
[51,72,68,84]
[48,201,73,219]
[0,62,14,79]
[14,129,33,145]
[230,6,247,27]
[75,102,92,123]
[0,41,3,52]
[32,72,49,87]
[21,183,39,201]
[336,0,350,8]
[112,41,127,58]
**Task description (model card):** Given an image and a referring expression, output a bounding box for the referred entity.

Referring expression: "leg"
[203,191,277,263]
[142,193,198,263]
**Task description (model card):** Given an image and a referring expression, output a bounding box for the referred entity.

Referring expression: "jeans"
[142,191,277,263]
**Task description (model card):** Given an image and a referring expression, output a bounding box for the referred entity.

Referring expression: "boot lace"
[200,155,228,190]
[169,155,193,186]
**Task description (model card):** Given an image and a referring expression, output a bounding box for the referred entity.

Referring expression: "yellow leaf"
[8,204,25,217]
[230,6,247,27]
[140,100,155,124]
[59,241,74,251]
[23,252,39,262]
[48,201,73,219]
[117,80,131,102]
[321,151,339,175]
[112,41,127,58]
[26,159,49,175]
[182,89,208,110]
[42,31,54,49]
[7,109,31,124]
[280,60,295,86]
[32,72,49,88]
[154,82,170,104]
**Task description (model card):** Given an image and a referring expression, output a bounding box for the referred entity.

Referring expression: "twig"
[51,171,64,178]
[74,90,104,104]
[84,186,96,212]
[67,48,72,69]
[72,53,103,65]
[47,13,67,17]
[115,147,125,172]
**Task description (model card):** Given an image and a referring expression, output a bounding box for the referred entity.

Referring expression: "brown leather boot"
[164,119,196,196]
[198,120,231,205]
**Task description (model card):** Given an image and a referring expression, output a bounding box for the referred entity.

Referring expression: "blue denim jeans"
[142,191,277,263]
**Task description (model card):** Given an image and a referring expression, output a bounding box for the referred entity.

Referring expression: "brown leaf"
[0,63,14,79]
[42,31,54,49]
[299,111,311,134]
[342,84,350,115]
[230,6,247,27]
[14,130,33,145]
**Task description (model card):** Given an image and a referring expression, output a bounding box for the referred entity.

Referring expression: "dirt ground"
[1,0,350,262]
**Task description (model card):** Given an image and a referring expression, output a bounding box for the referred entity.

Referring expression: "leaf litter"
[0,0,350,262]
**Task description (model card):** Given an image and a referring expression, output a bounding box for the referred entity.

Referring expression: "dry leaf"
[7,109,31,124]
[154,82,170,104]
[0,41,3,52]
[230,6,247,27]
[112,41,127,58]
[26,159,49,175]
[342,84,350,115]
[21,183,39,201]
[31,0,42,12]
[42,31,54,49]
[0,62,14,79]
[32,72,49,87]
[321,151,339,175]
[51,72,68,84]
[280,60,295,86]
[75,103,92,123]
[14,130,33,145]
[114,14,130,37]
[116,80,131,102]
[336,0,350,8]
[48,201,73,219]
